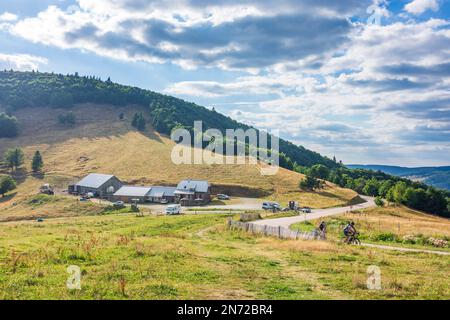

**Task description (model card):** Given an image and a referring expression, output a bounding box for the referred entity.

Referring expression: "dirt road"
[251,195,375,228]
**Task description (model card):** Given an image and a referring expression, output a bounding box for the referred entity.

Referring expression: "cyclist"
[318,221,327,240]
[343,221,356,244]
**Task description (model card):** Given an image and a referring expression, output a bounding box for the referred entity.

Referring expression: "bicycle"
[346,232,361,245]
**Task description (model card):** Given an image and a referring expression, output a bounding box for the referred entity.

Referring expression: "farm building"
[70,173,122,198]
[147,186,176,203]
[113,186,152,203]
[174,180,211,206]
[113,186,176,203]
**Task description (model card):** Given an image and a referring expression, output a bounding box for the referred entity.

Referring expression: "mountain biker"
[319,221,326,231]
[318,221,327,239]
[343,221,356,243]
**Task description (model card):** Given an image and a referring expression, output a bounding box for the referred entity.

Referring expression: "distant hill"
[347,165,450,190]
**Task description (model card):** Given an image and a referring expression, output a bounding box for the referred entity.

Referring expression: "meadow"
[0,209,449,300]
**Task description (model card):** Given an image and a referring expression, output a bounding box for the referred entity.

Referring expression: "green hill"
[0,70,337,170]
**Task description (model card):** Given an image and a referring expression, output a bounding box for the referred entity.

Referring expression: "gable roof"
[176,180,210,193]
[148,186,176,197]
[76,174,116,189]
[113,186,152,197]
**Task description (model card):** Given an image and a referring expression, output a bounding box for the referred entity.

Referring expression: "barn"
[113,186,152,203]
[71,173,122,198]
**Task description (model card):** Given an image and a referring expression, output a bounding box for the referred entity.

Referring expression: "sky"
[0,0,449,167]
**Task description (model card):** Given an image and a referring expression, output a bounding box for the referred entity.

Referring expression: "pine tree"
[32,150,44,173]
[4,148,24,171]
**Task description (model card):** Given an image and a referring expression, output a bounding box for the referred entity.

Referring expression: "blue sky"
[0,0,449,166]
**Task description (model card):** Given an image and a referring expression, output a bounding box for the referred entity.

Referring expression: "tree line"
[298,164,450,217]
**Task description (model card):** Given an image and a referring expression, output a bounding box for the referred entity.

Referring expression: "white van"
[165,204,181,215]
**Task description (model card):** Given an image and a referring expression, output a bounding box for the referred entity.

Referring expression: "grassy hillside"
[0,71,338,169]
[1,211,449,299]
[0,104,357,222]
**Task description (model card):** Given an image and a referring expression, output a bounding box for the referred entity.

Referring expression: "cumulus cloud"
[405,0,439,15]
[166,18,450,164]
[0,12,18,22]
[8,0,371,71]
[0,53,48,71]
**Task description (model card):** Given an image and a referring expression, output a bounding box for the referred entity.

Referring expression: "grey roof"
[114,186,152,197]
[76,174,116,189]
[176,180,210,193]
[148,186,176,197]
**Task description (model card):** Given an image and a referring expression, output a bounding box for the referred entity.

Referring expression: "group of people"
[316,220,358,243]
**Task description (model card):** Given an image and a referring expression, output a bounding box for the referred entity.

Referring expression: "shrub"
[374,196,384,207]
[372,232,398,242]
[131,112,146,131]
[0,175,16,197]
[0,112,19,138]
[58,112,76,127]
[427,237,449,248]
[402,234,417,245]
[299,175,321,191]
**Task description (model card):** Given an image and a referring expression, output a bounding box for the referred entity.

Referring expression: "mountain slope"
[0,104,358,222]
[347,165,450,190]
[0,71,337,170]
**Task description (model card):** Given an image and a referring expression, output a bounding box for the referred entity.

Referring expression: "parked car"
[113,201,125,209]
[217,194,230,200]
[160,199,169,204]
[300,207,312,213]
[79,197,88,202]
[166,204,181,215]
[262,201,281,211]
[39,184,54,195]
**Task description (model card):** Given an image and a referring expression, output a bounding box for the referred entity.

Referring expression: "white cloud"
[405,0,439,15]
[0,53,48,71]
[0,12,18,22]
[165,19,450,165]
[8,0,367,72]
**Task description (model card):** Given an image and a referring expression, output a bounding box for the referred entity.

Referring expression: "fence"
[227,220,324,241]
